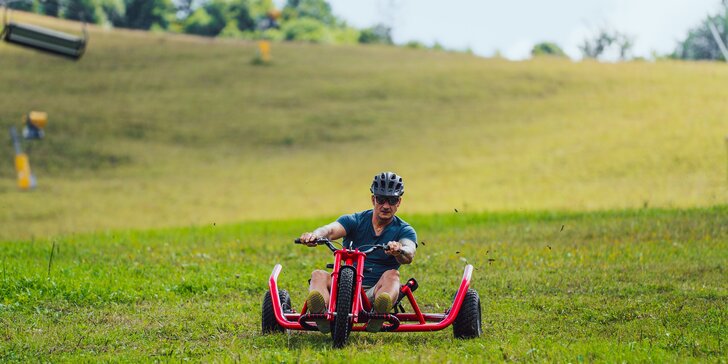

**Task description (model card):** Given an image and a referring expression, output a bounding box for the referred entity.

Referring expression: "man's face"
[372,195,401,221]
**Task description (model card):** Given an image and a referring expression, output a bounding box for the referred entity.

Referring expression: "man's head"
[370,172,404,222]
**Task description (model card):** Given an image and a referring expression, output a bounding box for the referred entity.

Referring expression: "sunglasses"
[374,195,400,205]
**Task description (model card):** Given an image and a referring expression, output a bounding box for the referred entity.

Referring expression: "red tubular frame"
[268,251,474,332]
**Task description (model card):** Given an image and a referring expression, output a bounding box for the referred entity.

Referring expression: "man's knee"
[381,269,400,282]
[311,269,329,282]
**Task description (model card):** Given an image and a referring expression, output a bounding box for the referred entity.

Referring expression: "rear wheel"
[262,289,292,334]
[452,289,482,339]
[331,266,355,348]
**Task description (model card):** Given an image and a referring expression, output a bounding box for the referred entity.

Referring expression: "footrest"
[298,313,329,331]
[361,312,401,332]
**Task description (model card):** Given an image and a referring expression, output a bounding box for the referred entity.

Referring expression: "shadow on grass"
[255,329,453,351]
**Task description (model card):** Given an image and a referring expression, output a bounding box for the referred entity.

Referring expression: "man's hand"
[299,232,321,247]
[298,222,347,248]
[385,241,402,256]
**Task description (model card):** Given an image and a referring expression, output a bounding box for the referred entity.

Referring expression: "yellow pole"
[15,153,33,190]
[258,40,271,63]
[10,126,36,190]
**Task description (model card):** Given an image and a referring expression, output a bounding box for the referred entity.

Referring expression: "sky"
[322,0,724,60]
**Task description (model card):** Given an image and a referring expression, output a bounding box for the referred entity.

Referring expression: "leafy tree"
[203,0,231,30]
[183,7,219,36]
[531,42,566,57]
[579,28,633,60]
[179,0,256,35]
[64,0,106,23]
[249,0,276,19]
[100,0,125,27]
[175,0,195,19]
[7,0,33,11]
[182,0,230,36]
[281,17,331,43]
[358,24,392,44]
[283,0,336,26]
[40,0,61,16]
[673,7,728,61]
[123,0,173,30]
[229,0,255,31]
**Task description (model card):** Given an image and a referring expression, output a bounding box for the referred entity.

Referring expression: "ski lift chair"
[1,1,88,60]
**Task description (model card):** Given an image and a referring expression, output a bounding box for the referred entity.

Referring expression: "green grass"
[1,207,726,362]
[0,12,726,240]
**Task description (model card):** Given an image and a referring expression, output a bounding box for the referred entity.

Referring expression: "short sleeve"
[400,225,417,246]
[336,213,358,236]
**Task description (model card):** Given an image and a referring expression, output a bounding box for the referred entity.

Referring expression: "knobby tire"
[331,266,355,348]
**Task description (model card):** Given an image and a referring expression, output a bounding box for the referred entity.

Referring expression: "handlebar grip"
[294,237,330,244]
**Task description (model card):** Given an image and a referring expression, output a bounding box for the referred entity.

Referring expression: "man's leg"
[307,270,332,333]
[373,269,400,301]
[366,269,400,332]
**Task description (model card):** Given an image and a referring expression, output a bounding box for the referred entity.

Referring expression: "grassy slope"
[0,12,726,240]
[1,207,726,361]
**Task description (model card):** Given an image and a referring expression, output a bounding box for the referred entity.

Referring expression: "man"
[298,171,417,333]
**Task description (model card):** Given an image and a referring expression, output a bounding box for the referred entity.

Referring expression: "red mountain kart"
[262,238,482,348]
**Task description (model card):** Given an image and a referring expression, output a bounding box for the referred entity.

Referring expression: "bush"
[183,8,222,36]
[219,20,244,38]
[332,27,360,44]
[405,40,427,49]
[358,24,392,44]
[531,42,567,57]
[281,17,332,43]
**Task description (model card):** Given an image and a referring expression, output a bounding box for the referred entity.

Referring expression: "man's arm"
[386,238,416,264]
[299,222,347,246]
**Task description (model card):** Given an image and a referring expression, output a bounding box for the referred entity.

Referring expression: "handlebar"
[294,237,337,252]
[294,238,389,254]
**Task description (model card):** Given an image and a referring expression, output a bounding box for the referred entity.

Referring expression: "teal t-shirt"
[336,209,417,287]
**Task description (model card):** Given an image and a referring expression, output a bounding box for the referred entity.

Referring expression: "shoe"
[306,290,330,334]
[366,293,392,333]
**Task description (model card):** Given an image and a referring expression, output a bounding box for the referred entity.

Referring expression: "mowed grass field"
[0,12,726,240]
[1,207,726,362]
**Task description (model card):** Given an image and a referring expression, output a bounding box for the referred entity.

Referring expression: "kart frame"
[267,246,474,332]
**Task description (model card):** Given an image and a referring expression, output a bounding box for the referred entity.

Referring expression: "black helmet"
[370,171,404,197]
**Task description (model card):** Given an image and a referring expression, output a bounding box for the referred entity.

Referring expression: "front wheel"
[331,266,356,348]
[452,289,482,339]
[262,289,292,334]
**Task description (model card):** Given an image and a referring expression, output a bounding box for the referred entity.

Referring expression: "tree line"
[535,2,728,61]
[9,0,728,61]
[6,0,394,45]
